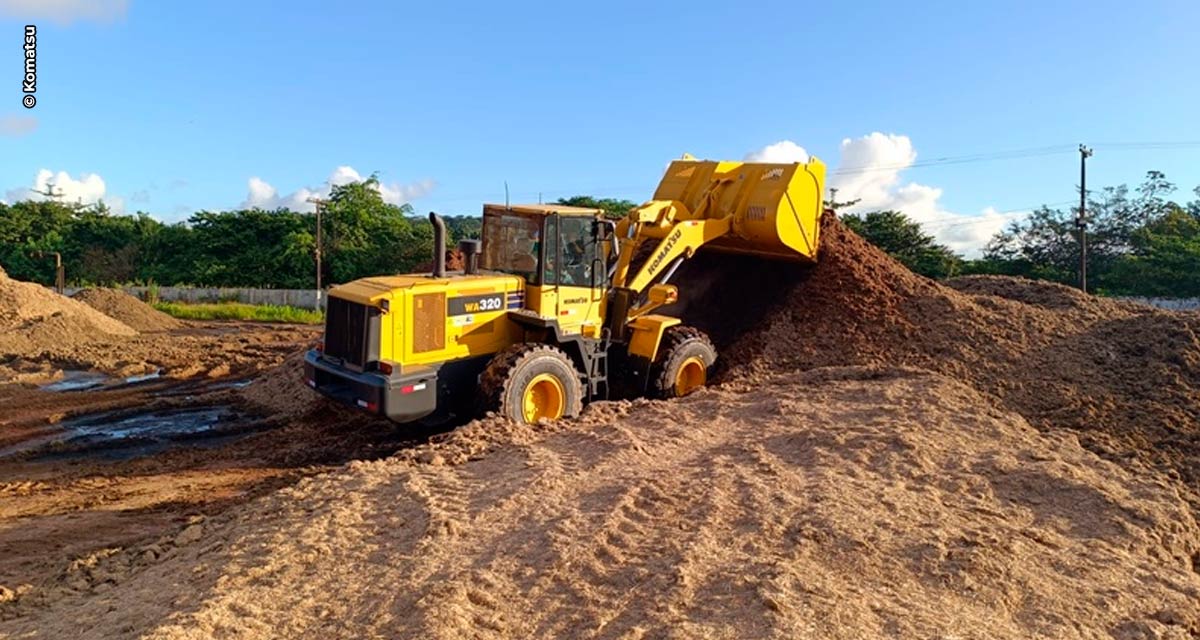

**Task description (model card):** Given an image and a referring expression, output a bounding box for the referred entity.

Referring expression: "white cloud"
[0,114,37,137]
[933,206,1014,254]
[746,133,1012,255]
[745,140,810,164]
[0,0,128,24]
[241,166,436,212]
[4,169,122,211]
[826,132,1004,256]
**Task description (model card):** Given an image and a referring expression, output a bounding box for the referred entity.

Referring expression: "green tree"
[440,215,483,242]
[322,176,427,283]
[186,208,314,287]
[981,171,1190,292]
[0,200,75,283]
[841,210,962,278]
[1105,206,1200,297]
[555,196,637,220]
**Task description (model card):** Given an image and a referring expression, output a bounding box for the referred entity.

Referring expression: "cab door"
[549,214,605,337]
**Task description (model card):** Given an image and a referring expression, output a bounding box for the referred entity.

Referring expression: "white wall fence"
[1115,297,1200,311]
[65,286,326,310]
[57,286,1199,313]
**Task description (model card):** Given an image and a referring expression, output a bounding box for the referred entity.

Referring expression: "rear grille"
[323,296,380,369]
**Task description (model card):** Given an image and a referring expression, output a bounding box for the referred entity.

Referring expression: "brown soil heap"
[72,288,182,333]
[0,270,137,356]
[676,215,1200,491]
[241,348,324,419]
[3,218,1200,639]
[4,369,1197,638]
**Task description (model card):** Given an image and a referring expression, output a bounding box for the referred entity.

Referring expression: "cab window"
[481,212,543,285]
[547,216,598,286]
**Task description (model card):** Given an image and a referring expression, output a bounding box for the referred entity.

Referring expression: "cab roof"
[482,203,603,217]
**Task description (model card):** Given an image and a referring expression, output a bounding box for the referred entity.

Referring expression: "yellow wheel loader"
[304,156,826,424]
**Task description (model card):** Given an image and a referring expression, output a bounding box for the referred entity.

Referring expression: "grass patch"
[152,301,324,324]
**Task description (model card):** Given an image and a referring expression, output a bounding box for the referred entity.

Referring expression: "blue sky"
[1,0,1198,253]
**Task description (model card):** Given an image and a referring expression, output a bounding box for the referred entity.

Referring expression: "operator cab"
[480,204,607,288]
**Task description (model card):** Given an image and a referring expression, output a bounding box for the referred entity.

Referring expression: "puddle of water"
[150,377,253,400]
[40,371,111,392]
[211,379,253,389]
[65,407,227,442]
[0,405,260,461]
[123,370,163,385]
[40,369,163,393]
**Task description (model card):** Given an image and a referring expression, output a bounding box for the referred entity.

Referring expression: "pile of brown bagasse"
[71,288,182,332]
[0,272,312,382]
[684,215,1200,491]
[3,217,1198,639]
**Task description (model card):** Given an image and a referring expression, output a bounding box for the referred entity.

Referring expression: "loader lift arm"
[612,206,732,295]
[604,156,826,348]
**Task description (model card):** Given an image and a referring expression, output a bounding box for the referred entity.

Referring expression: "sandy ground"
[1,219,1199,639]
[71,288,183,333]
[2,368,1197,639]
[0,319,391,596]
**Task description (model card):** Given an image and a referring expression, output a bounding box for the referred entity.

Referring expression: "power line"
[831,144,1079,176]
[425,140,1199,209]
[831,140,1200,176]
[1092,141,1200,150]
[916,200,1077,232]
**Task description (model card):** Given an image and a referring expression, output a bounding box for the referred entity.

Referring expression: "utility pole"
[34,251,65,294]
[1076,144,1093,292]
[829,187,839,211]
[34,181,63,201]
[306,197,330,308]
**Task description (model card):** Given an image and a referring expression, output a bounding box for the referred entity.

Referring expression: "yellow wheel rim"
[674,357,706,396]
[522,373,566,423]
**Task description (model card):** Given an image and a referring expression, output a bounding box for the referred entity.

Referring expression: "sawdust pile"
[4,369,1198,639]
[5,219,1200,638]
[241,348,324,419]
[0,271,317,382]
[240,349,310,415]
[679,215,1200,487]
[945,274,1134,312]
[71,288,182,333]
[0,271,137,357]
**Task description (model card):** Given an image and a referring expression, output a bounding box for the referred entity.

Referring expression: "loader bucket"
[651,158,826,262]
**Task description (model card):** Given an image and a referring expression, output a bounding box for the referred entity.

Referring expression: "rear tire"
[649,326,717,399]
[479,344,584,424]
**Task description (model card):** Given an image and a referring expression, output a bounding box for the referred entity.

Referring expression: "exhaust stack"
[459,239,481,275]
[429,212,446,278]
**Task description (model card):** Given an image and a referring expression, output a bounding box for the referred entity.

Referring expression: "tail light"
[378,361,394,375]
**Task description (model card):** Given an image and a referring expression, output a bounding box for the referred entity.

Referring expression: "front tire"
[650,326,717,399]
[480,344,584,424]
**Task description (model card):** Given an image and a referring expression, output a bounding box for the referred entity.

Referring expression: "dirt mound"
[0,271,137,357]
[945,274,1138,313]
[4,369,1197,638]
[240,348,324,419]
[72,288,182,332]
[675,215,1200,491]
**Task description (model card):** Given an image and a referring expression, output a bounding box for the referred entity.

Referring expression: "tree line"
[0,177,481,289]
[1,172,1196,297]
[840,171,1200,297]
